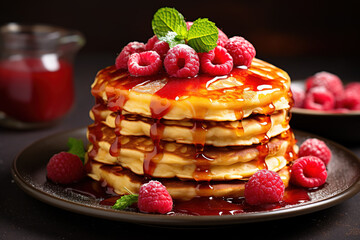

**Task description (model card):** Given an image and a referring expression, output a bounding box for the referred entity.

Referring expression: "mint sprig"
[152,7,187,47]
[67,137,86,163]
[187,18,218,53]
[112,194,139,210]
[152,7,218,53]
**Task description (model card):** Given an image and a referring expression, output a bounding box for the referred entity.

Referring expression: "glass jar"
[0,23,85,128]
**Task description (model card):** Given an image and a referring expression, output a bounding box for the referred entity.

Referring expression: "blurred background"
[1,0,359,80]
[1,0,358,55]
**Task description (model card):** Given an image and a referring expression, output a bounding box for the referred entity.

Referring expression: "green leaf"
[67,137,86,163]
[112,194,139,210]
[187,18,218,53]
[152,7,187,40]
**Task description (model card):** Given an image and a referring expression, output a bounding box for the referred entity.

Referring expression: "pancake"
[91,109,290,147]
[87,160,291,200]
[91,58,292,121]
[87,123,297,180]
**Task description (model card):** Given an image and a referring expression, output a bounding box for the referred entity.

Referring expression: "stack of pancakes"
[86,58,297,200]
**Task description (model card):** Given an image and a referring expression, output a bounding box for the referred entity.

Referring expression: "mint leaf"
[67,138,86,163]
[152,7,187,40]
[158,31,185,48]
[112,194,139,210]
[187,18,218,53]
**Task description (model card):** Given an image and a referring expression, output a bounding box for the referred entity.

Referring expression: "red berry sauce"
[0,58,74,122]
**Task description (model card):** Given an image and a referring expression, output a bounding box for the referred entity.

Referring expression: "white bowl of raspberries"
[290,71,360,143]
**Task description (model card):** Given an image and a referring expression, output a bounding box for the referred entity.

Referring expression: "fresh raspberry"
[115,42,145,70]
[137,180,173,214]
[299,138,332,166]
[186,22,228,47]
[291,86,305,108]
[305,71,344,100]
[128,51,162,77]
[290,156,327,188]
[244,170,285,205]
[303,86,335,111]
[164,44,199,78]
[200,46,233,76]
[152,41,170,59]
[46,152,85,184]
[145,35,159,51]
[145,35,170,59]
[217,29,229,47]
[345,82,360,92]
[336,86,360,110]
[225,36,256,67]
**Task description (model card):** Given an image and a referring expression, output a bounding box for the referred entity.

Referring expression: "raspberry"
[345,82,360,92]
[46,152,85,184]
[290,156,327,188]
[164,44,199,78]
[225,36,256,67]
[128,51,162,77]
[115,42,145,70]
[305,71,344,100]
[200,46,233,76]
[186,22,229,47]
[145,35,159,51]
[291,86,305,108]
[145,35,169,59]
[244,170,285,205]
[217,29,229,47]
[336,86,360,110]
[303,86,335,111]
[299,138,332,166]
[152,41,170,59]
[137,180,173,214]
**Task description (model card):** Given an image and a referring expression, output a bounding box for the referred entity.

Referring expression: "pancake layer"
[91,58,292,121]
[87,160,290,200]
[90,109,290,147]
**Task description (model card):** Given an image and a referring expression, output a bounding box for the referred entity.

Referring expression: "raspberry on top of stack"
[85,7,297,202]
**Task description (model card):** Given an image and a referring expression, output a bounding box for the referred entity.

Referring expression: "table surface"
[1,54,360,239]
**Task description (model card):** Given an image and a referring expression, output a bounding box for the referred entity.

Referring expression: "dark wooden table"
[1,54,359,239]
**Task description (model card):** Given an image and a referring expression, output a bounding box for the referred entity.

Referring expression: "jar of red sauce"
[0,23,84,128]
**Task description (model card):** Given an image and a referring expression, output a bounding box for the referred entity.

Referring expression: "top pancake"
[91,58,292,121]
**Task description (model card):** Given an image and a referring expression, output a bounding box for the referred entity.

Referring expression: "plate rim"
[11,127,360,226]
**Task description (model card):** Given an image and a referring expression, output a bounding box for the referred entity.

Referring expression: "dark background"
[1,0,360,81]
[1,0,359,57]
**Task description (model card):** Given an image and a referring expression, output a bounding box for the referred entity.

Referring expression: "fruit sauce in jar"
[0,57,74,122]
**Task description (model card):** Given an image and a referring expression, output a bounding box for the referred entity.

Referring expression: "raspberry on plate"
[290,156,327,188]
[291,86,305,108]
[244,169,285,205]
[336,85,360,110]
[200,46,233,76]
[46,152,85,184]
[305,71,344,100]
[115,41,146,70]
[128,51,162,77]
[299,138,332,165]
[164,44,199,78]
[137,180,173,214]
[303,86,335,111]
[225,36,256,67]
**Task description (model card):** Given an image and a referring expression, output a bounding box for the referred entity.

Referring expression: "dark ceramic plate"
[11,127,360,226]
[291,80,360,144]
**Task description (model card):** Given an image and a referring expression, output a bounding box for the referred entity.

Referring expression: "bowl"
[290,80,360,145]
